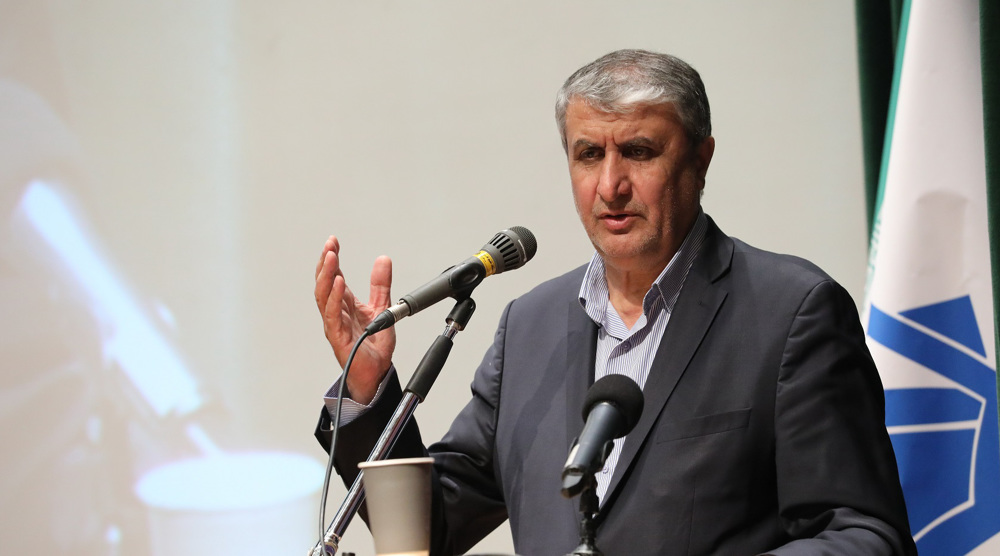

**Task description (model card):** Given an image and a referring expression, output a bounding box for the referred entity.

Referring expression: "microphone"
[365,226,537,334]
[561,374,644,498]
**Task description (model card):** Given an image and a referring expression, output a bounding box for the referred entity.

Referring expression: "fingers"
[315,235,348,309]
[313,235,391,325]
[369,256,393,312]
[316,244,358,333]
[315,248,341,313]
[315,235,340,280]
[313,236,397,382]
[326,274,350,340]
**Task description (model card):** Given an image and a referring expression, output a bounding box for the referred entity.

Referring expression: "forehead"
[564,100,684,144]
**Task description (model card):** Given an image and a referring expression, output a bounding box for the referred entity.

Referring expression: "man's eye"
[578,148,602,161]
[625,146,653,159]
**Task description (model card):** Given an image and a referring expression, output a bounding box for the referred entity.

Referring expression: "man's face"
[564,99,714,273]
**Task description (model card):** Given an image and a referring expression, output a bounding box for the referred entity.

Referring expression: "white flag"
[863,0,1000,554]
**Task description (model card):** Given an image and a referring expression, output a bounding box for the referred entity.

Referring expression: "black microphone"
[365,226,537,334]
[561,374,644,498]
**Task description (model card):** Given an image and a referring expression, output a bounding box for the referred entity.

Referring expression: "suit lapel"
[600,220,734,511]
[565,295,598,448]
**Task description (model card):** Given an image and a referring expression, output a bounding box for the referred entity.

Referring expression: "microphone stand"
[565,472,603,556]
[309,297,477,556]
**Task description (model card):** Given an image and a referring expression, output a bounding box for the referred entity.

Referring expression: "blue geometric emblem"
[868,296,1000,555]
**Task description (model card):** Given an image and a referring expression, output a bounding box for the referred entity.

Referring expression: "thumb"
[369,255,393,311]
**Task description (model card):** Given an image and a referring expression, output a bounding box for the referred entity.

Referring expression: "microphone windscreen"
[489,226,537,272]
[582,374,644,433]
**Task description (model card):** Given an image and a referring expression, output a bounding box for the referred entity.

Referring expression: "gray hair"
[555,49,712,150]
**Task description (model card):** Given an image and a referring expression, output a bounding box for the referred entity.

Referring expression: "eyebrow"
[571,136,660,154]
[620,137,657,149]
[572,139,600,152]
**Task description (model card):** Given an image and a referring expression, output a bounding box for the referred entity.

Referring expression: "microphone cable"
[317,328,371,548]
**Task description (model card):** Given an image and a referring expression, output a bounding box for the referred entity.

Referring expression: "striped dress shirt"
[577,211,708,503]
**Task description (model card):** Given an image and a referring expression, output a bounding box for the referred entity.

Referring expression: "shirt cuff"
[322,365,395,427]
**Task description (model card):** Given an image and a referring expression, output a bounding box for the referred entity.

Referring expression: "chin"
[594,232,663,262]
[594,241,646,262]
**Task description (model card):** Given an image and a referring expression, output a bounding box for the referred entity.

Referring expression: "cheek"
[631,169,673,204]
[570,175,595,207]
[677,169,705,202]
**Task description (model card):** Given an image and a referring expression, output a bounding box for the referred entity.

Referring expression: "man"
[314,49,916,555]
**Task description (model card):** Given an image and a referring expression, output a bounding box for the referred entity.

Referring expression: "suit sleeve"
[315,302,513,556]
[767,280,916,555]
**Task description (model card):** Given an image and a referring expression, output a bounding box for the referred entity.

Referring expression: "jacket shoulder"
[728,237,844,295]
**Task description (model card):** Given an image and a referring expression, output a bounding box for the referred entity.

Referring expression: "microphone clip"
[560,436,613,498]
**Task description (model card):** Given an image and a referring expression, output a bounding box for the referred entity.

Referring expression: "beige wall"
[0,2,866,555]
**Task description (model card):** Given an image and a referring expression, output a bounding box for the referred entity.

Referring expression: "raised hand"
[314,235,396,405]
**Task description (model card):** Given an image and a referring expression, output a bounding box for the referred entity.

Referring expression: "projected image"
[1,80,323,555]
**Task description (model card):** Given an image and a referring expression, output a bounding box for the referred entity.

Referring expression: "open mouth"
[602,213,632,222]
[599,213,636,231]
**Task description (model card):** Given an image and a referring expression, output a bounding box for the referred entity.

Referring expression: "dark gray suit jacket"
[318,217,916,556]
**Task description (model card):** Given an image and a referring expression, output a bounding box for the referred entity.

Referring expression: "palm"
[315,236,396,404]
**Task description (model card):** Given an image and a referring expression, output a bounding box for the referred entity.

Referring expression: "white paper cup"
[358,457,434,556]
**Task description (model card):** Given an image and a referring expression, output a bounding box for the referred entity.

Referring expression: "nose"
[596,152,630,202]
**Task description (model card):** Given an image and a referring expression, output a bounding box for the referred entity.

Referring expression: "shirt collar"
[578,210,708,326]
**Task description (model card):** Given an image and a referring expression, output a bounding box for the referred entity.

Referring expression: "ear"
[694,136,715,184]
